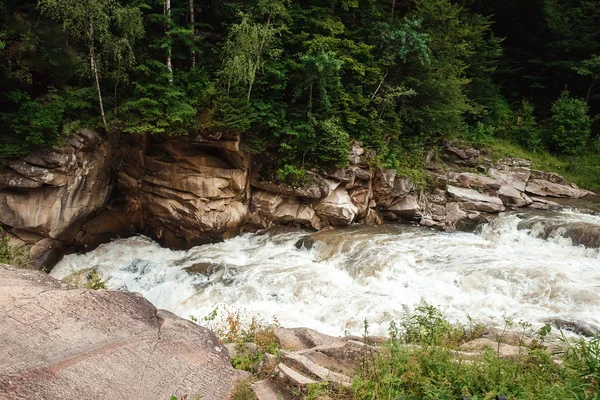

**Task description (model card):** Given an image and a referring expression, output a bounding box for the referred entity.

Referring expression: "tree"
[38,0,143,133]
[574,55,600,104]
[550,91,592,155]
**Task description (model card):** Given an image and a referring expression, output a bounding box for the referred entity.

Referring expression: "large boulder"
[0,264,245,400]
[446,185,505,213]
[250,190,321,230]
[315,187,358,226]
[525,178,593,198]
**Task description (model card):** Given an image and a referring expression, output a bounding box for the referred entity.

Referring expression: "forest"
[1,0,599,185]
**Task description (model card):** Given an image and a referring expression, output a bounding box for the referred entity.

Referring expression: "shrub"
[549,91,592,155]
[0,229,30,268]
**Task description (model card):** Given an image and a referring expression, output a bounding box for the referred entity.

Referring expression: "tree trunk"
[166,0,173,84]
[190,0,195,69]
[585,78,596,104]
[247,14,271,101]
[89,38,108,133]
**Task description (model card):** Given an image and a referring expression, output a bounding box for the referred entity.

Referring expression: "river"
[51,209,600,337]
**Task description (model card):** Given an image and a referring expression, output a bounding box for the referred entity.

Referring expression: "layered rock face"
[1,132,595,268]
[0,130,114,268]
[0,264,245,400]
[116,133,250,248]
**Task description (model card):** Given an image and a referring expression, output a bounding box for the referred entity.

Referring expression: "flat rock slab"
[0,264,244,400]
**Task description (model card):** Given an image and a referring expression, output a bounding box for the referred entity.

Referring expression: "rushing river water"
[51,210,600,336]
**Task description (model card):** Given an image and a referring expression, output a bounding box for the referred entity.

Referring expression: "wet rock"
[527,196,563,211]
[295,236,317,250]
[0,264,245,400]
[447,186,505,213]
[251,191,321,230]
[549,319,600,337]
[386,195,421,219]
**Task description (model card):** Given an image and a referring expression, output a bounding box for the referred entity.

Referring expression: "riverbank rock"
[0,130,114,269]
[526,177,593,198]
[0,264,245,400]
[117,134,250,248]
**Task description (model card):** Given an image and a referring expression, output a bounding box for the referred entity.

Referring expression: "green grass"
[351,305,600,400]
[483,140,600,192]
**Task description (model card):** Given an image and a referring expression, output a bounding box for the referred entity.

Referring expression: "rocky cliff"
[0,131,595,268]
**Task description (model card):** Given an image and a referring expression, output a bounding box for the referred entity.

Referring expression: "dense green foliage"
[1,0,599,180]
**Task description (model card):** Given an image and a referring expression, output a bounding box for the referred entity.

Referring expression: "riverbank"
[0,130,596,271]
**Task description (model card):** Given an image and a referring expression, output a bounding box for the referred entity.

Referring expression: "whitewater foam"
[51,212,600,336]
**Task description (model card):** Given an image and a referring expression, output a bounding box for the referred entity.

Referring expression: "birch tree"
[38,0,142,133]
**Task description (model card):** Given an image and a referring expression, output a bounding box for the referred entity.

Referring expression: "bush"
[549,91,592,155]
[0,229,30,268]
[353,305,596,400]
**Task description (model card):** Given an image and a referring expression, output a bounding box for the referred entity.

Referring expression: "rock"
[273,328,340,351]
[449,172,501,191]
[447,185,505,213]
[251,191,321,230]
[252,379,284,400]
[295,236,317,250]
[460,338,525,359]
[526,179,592,198]
[444,202,489,232]
[527,196,563,211]
[349,141,365,165]
[361,207,384,225]
[488,160,531,192]
[298,340,371,376]
[29,238,63,270]
[315,187,358,226]
[548,319,600,337]
[280,351,352,388]
[252,173,339,199]
[441,140,481,166]
[386,195,421,219]
[0,131,114,268]
[0,264,245,400]
[118,135,251,247]
[531,170,568,185]
[225,342,259,359]
[275,363,317,387]
[348,187,371,215]
[498,185,533,207]
[373,169,415,209]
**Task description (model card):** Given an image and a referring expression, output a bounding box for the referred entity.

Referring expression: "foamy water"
[51,211,600,336]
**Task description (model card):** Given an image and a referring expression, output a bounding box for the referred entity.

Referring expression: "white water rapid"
[51,211,600,336]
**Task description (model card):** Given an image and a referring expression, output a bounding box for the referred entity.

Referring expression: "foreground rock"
[0,265,245,400]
